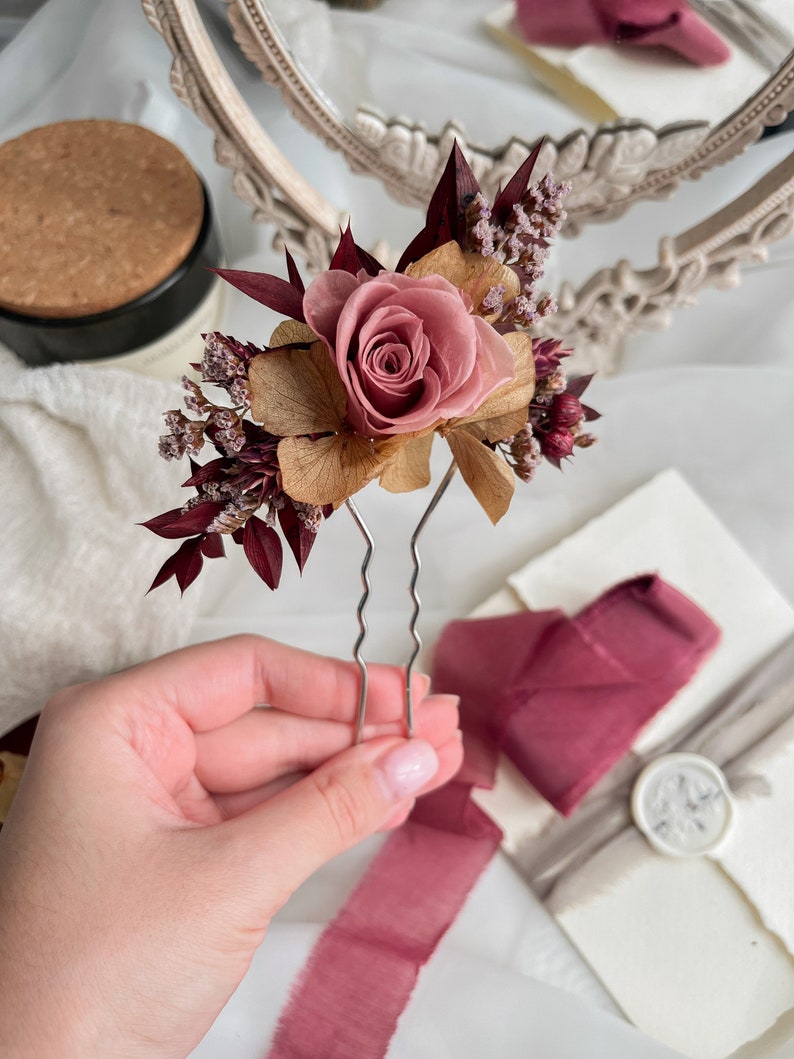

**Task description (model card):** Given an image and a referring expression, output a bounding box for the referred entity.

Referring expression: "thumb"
[218,736,440,907]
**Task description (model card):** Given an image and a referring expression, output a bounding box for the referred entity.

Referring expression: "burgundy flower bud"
[550,393,583,427]
[541,427,575,460]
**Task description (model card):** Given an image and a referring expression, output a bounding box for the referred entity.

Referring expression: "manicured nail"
[377,739,439,800]
[413,672,432,700]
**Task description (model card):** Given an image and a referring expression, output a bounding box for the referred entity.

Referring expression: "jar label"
[86,275,226,382]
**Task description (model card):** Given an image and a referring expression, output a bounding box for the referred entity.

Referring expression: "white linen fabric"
[0,348,201,734]
[3,2,794,1058]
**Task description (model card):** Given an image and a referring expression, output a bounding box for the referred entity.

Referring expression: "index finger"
[108,634,430,733]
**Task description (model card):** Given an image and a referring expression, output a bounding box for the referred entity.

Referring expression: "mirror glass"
[265,0,793,149]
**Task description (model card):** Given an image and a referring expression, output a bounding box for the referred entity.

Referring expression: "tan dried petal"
[269,320,317,347]
[379,432,434,493]
[446,428,515,525]
[277,432,391,506]
[445,330,535,442]
[0,751,26,825]
[406,241,519,321]
[249,340,346,436]
[462,409,529,444]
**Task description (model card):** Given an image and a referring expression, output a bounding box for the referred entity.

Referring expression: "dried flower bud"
[182,375,211,415]
[541,427,575,460]
[532,337,570,378]
[508,426,542,483]
[550,393,583,428]
[482,284,506,314]
[574,432,598,449]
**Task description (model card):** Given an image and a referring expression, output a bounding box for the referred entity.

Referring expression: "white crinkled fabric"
[0,348,202,734]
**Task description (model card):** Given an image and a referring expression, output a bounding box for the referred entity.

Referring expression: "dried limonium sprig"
[143,142,599,596]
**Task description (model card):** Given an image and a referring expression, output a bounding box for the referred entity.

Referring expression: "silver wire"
[405,459,458,737]
[345,496,375,744]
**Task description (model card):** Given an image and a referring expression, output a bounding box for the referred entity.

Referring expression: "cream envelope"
[472,469,794,1059]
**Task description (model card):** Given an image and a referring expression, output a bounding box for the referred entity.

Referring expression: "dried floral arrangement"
[144,143,598,601]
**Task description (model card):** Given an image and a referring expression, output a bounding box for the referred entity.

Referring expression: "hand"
[0,636,462,1059]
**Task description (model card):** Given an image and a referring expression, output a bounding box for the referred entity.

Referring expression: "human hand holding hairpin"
[0,636,462,1059]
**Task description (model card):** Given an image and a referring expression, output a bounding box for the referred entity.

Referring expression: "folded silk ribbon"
[267,574,718,1058]
[517,635,794,915]
[515,0,731,67]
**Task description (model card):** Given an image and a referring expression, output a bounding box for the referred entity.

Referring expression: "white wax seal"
[631,753,734,858]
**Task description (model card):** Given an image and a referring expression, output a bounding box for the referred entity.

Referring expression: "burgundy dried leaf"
[566,374,594,398]
[213,268,305,323]
[330,225,360,274]
[396,142,481,271]
[182,457,230,488]
[491,140,543,227]
[148,537,204,595]
[175,539,205,593]
[200,532,226,559]
[141,501,224,539]
[278,502,318,574]
[284,246,305,295]
[355,242,386,277]
[232,527,245,545]
[582,404,601,422]
[243,516,283,590]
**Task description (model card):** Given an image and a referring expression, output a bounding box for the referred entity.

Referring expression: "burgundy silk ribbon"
[514,0,731,67]
[267,575,719,1058]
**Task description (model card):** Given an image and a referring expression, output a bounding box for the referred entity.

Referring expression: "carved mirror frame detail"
[229,0,794,230]
[144,0,794,368]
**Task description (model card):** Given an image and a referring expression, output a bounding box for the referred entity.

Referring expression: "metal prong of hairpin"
[405,459,458,737]
[345,496,375,744]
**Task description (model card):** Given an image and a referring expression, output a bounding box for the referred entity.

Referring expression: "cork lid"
[0,120,205,319]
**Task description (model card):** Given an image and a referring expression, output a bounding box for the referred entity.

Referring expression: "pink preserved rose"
[303,269,515,437]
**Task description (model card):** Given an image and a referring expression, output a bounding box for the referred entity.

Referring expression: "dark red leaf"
[182,457,230,488]
[232,527,245,545]
[278,502,319,574]
[396,142,481,271]
[330,224,360,274]
[213,268,305,323]
[284,246,305,295]
[148,537,205,595]
[566,374,594,398]
[140,501,224,539]
[200,532,226,559]
[175,539,205,593]
[582,404,601,422]
[243,516,283,590]
[491,140,543,226]
[356,243,385,277]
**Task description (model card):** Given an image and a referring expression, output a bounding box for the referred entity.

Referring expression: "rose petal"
[303,270,362,347]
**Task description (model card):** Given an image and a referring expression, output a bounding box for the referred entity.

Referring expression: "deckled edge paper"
[472,469,794,1058]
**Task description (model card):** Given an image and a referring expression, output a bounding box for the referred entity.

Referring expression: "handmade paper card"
[471,470,794,1058]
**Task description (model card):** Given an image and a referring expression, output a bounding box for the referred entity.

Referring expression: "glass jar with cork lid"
[0,119,224,379]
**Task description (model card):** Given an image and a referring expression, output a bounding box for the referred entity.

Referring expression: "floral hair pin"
[144,143,599,737]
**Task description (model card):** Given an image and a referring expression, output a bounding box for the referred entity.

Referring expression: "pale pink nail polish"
[377,739,439,800]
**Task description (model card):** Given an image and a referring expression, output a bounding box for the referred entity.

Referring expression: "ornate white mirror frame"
[143,0,794,371]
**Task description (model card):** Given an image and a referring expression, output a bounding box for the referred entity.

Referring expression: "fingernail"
[414,672,432,700]
[425,693,460,710]
[377,739,439,800]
